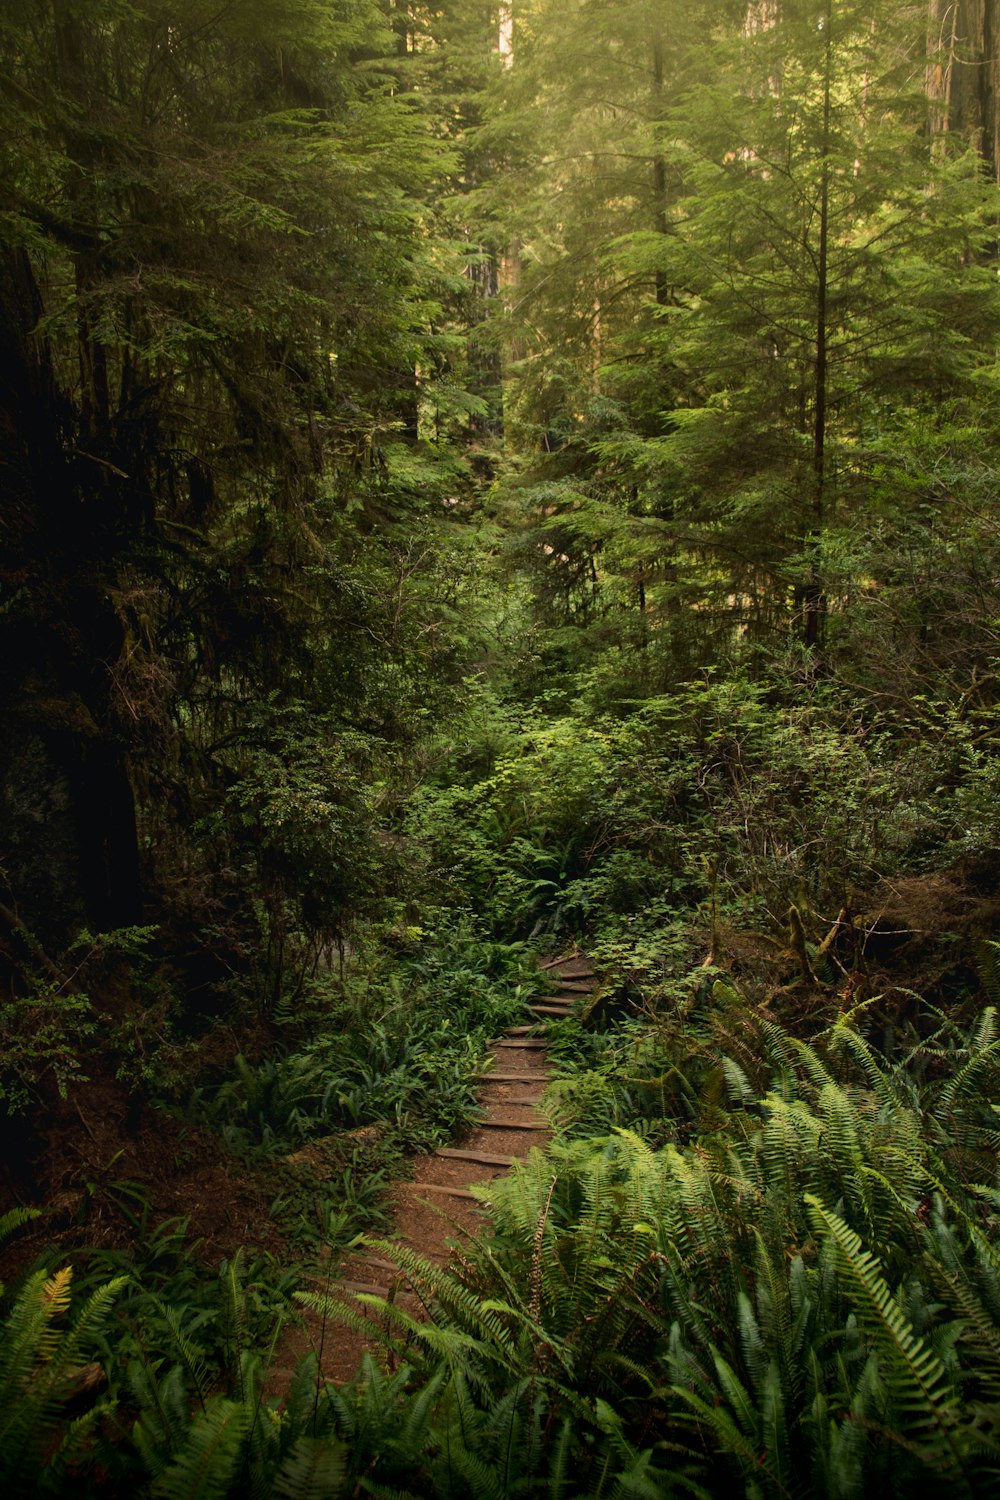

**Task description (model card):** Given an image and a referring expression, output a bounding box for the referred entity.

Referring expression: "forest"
[2,0,1000,1494]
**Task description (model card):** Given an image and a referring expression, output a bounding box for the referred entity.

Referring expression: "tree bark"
[652,41,670,308]
[0,243,143,936]
[805,0,833,652]
[927,0,1000,179]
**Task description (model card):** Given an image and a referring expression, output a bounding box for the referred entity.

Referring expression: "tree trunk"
[652,41,670,308]
[0,245,143,937]
[928,0,1000,179]
[805,0,833,652]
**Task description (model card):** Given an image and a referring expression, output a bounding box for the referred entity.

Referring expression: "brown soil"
[268,951,596,1389]
[0,1062,286,1288]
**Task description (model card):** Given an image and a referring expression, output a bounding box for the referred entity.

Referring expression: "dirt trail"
[270,953,597,1387]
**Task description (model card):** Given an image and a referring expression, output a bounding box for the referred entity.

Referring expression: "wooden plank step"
[477,1071,549,1082]
[493,1038,548,1050]
[477,1094,545,1106]
[340,1280,390,1297]
[530,1004,575,1017]
[435,1146,515,1167]
[552,980,595,993]
[478,1119,548,1132]
[553,964,596,979]
[540,952,581,969]
[396,1182,482,1201]
[362,1253,447,1273]
[505,1024,542,1035]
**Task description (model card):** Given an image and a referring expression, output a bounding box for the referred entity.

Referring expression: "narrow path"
[271,952,597,1387]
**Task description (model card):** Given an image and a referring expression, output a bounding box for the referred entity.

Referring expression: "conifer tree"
[0,0,459,963]
[615,0,1000,651]
[490,0,1000,673]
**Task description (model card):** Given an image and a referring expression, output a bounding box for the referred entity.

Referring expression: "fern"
[937,1033,1000,1117]
[0,1206,39,1296]
[805,1196,969,1484]
[271,1434,347,1499]
[0,1264,125,1493]
[150,1398,248,1500]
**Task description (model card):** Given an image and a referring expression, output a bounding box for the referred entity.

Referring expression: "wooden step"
[397,1182,482,1201]
[540,952,582,970]
[552,980,594,993]
[476,1071,548,1083]
[435,1146,515,1167]
[493,1038,548,1050]
[505,1024,542,1036]
[542,960,590,984]
[476,1093,545,1106]
[478,1118,548,1132]
[530,1004,575,1017]
[361,1253,447,1273]
[340,1280,390,1297]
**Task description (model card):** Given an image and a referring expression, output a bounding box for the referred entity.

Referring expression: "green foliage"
[129,1253,349,1499]
[195,930,534,1153]
[487,0,1000,679]
[5,1,1000,1495]
[318,998,1000,1496]
[403,666,967,965]
[0,982,95,1116]
[0,0,492,1018]
[0,1262,125,1494]
[5,982,1000,1495]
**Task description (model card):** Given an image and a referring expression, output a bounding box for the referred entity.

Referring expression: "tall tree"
[927,0,1000,178]
[0,0,453,960]
[595,0,1000,656]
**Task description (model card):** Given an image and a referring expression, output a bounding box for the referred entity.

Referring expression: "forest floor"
[268,952,598,1387]
[0,1063,286,1291]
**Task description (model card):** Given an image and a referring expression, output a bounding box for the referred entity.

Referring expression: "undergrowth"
[5,978,1000,1495]
[186,928,542,1252]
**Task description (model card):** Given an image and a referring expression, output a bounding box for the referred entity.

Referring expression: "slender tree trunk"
[928,1,1000,180]
[926,0,958,146]
[804,0,833,653]
[652,40,670,307]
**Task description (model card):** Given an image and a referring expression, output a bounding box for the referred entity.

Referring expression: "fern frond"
[53,1273,128,1377]
[399,1362,445,1451]
[131,1359,194,1473]
[825,1024,900,1111]
[547,1416,574,1499]
[736,1290,768,1398]
[220,1251,249,1401]
[280,1353,338,1446]
[0,1263,123,1491]
[937,1032,1000,1115]
[671,1378,790,1497]
[721,1057,756,1107]
[0,1206,39,1283]
[272,1433,347,1499]
[150,1397,247,1500]
[159,1301,214,1406]
[36,1267,73,1362]
[804,1196,967,1480]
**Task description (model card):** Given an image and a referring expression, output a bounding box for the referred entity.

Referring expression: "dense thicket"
[0,0,485,999]
[485,0,1000,686]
